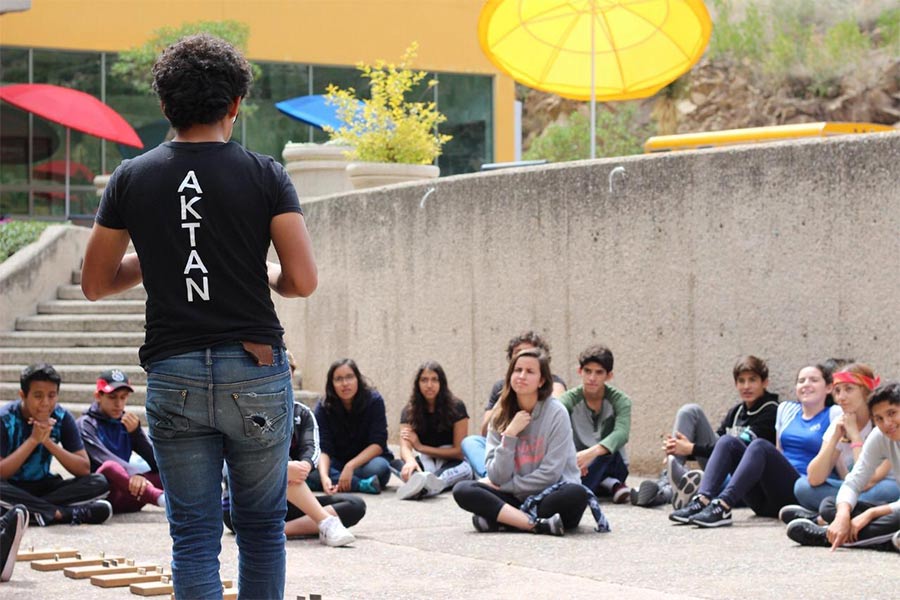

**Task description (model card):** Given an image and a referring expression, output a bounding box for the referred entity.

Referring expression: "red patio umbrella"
[0,83,143,217]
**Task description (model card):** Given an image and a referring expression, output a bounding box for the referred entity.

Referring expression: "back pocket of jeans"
[231,390,288,447]
[146,386,190,439]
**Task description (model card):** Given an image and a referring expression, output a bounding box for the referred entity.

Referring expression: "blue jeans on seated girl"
[793,474,900,511]
[307,456,392,492]
[146,344,292,600]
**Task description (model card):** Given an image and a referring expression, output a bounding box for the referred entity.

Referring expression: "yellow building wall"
[1,0,515,161]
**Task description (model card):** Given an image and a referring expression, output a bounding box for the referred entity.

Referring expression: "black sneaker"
[1,505,29,582]
[532,513,564,536]
[691,499,732,528]
[632,479,670,507]
[669,496,706,524]
[672,468,703,510]
[778,504,818,525]
[71,500,113,525]
[786,518,829,547]
[472,515,499,533]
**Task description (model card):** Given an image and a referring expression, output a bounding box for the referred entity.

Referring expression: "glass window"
[436,72,493,175]
[241,61,313,159]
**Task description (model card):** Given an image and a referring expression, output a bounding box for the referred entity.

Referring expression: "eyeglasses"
[333,375,356,384]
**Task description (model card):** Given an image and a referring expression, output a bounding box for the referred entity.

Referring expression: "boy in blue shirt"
[0,363,110,526]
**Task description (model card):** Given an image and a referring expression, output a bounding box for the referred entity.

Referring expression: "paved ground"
[6,472,898,600]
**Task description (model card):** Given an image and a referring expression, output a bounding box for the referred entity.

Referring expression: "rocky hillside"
[521,2,900,152]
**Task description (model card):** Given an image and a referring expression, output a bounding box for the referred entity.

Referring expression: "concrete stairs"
[0,267,149,420]
[1,268,317,422]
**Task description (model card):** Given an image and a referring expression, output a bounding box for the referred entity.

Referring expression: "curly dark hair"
[505,330,551,361]
[151,33,253,130]
[404,361,461,436]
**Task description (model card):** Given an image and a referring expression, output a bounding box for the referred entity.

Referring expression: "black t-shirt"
[96,141,302,364]
[400,399,469,448]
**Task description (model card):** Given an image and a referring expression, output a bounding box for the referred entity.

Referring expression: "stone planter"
[346,162,439,190]
[93,174,111,197]
[282,143,353,199]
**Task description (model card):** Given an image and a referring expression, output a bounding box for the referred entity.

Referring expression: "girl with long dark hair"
[308,359,393,495]
[395,361,472,500]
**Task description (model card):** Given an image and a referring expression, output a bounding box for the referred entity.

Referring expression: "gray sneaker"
[672,469,703,510]
[422,472,446,497]
[396,472,428,500]
[892,530,900,552]
[532,513,564,536]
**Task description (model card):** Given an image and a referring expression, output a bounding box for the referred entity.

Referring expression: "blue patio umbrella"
[275,94,362,130]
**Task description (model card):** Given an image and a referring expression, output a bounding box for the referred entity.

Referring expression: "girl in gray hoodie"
[452,348,588,535]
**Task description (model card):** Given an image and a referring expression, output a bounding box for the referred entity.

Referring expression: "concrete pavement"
[5,473,898,600]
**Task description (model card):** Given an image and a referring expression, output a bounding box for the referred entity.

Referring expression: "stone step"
[57,284,147,301]
[16,314,146,332]
[0,364,146,385]
[58,402,147,424]
[0,347,139,365]
[0,382,146,405]
[0,331,144,347]
[38,300,145,315]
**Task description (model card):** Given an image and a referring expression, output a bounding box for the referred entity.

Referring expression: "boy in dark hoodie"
[633,356,779,508]
[77,369,165,512]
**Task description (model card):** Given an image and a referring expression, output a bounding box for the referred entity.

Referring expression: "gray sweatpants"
[671,403,719,469]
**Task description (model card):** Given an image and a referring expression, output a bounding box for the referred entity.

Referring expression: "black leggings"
[286,493,366,527]
[819,496,900,551]
[452,481,588,530]
[224,493,366,532]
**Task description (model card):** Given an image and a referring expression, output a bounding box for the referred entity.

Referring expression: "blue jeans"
[146,344,292,600]
[794,475,900,511]
[581,451,629,495]
[307,456,391,491]
[461,435,487,478]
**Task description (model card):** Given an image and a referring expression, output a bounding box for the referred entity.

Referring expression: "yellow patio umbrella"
[478,0,712,158]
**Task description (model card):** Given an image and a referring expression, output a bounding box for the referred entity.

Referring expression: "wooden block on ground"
[17,548,79,561]
[91,568,169,588]
[168,591,236,600]
[135,579,233,597]
[65,561,158,579]
[31,555,126,572]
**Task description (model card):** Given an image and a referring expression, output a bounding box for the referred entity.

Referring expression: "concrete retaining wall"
[0,225,89,331]
[277,132,900,472]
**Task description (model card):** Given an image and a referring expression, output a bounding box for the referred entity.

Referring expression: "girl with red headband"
[781,364,898,523]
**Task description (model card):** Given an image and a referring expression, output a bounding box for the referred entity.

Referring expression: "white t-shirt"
[821,419,873,479]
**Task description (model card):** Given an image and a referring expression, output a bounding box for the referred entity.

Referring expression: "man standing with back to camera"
[81,34,317,599]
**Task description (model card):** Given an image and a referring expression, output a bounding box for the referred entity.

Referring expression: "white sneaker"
[396,472,428,500]
[423,472,445,497]
[317,515,355,547]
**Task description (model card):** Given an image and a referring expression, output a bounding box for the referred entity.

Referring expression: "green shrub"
[875,8,900,50]
[0,221,54,262]
[523,105,652,162]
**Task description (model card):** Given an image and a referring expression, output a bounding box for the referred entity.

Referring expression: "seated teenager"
[308,359,394,495]
[0,364,110,526]
[396,361,473,500]
[639,356,779,508]
[460,331,567,478]
[669,363,840,528]
[787,381,900,551]
[558,345,632,504]
[77,369,166,513]
[782,364,897,522]
[452,348,592,536]
[223,399,362,547]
